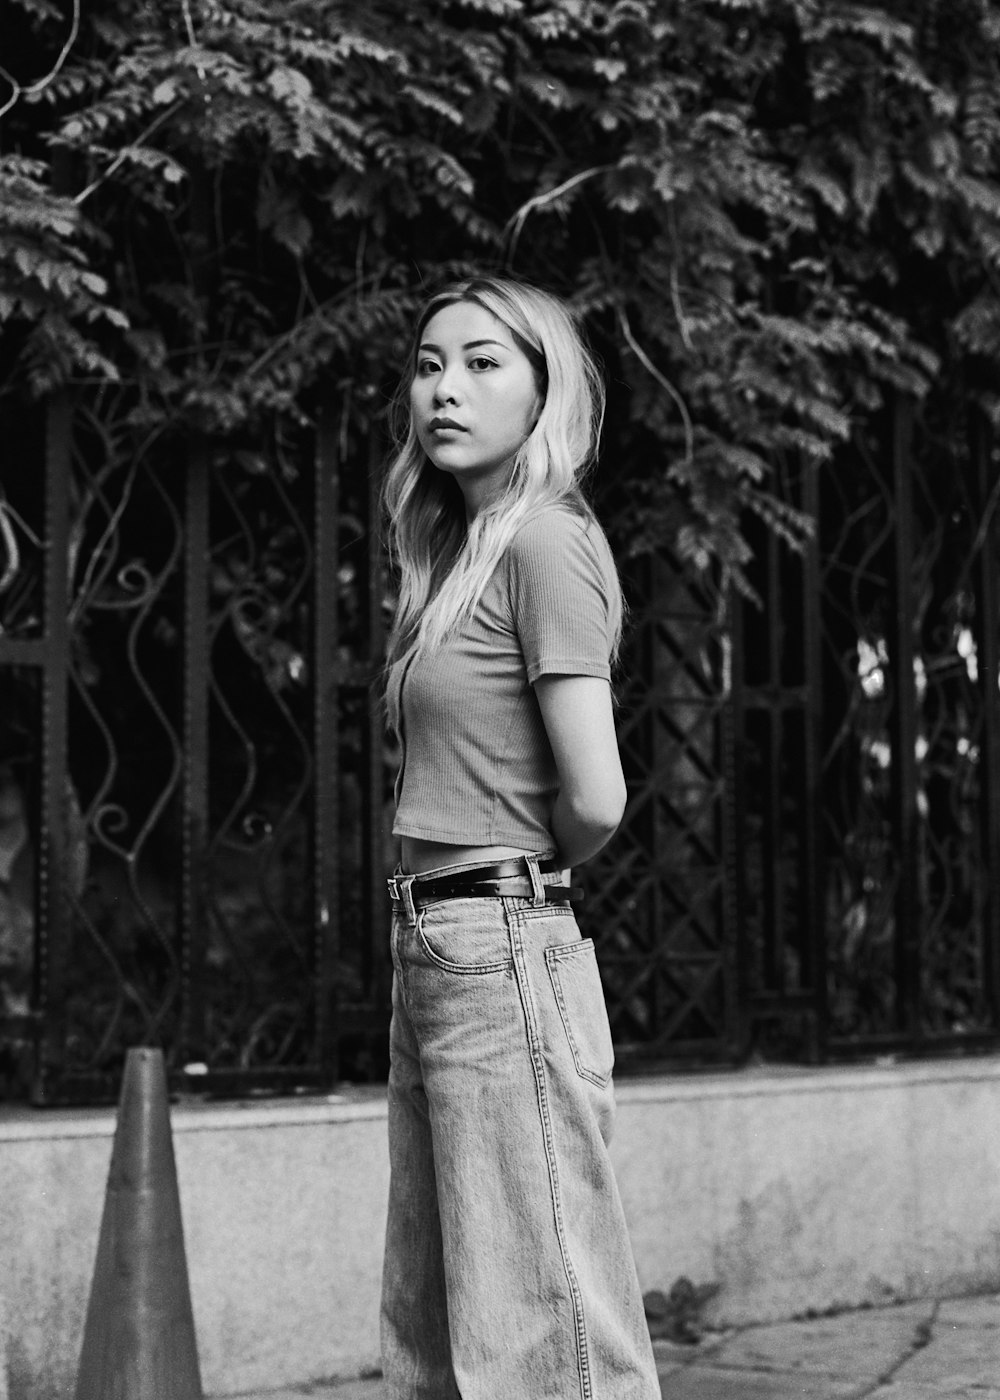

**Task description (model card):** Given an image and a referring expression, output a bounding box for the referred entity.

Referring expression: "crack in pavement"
[857,1300,942,1397]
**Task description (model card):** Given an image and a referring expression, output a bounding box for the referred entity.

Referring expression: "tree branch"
[503,166,612,261]
[0,0,81,122]
[615,304,694,468]
[73,104,184,206]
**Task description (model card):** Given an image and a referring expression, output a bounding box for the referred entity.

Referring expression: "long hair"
[382,276,623,673]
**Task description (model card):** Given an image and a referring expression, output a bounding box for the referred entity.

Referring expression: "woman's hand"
[534,674,627,870]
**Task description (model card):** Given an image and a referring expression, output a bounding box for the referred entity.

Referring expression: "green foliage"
[0,155,127,391]
[1,0,999,587]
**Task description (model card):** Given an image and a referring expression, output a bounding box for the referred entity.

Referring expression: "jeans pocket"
[545,938,615,1087]
[416,900,512,974]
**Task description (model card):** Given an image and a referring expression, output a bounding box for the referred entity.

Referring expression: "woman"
[380,276,659,1400]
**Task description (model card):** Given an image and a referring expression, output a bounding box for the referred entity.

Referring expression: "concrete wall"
[2,1058,999,1400]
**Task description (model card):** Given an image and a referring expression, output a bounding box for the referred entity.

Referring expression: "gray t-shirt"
[388,506,617,850]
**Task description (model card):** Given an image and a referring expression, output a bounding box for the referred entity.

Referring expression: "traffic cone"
[75,1047,203,1400]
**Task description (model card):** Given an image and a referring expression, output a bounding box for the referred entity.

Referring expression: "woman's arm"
[534,674,627,870]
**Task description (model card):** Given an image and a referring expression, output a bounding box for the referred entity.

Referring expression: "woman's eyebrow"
[417,339,510,352]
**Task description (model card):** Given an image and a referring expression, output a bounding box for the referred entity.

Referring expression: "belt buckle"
[387,872,418,923]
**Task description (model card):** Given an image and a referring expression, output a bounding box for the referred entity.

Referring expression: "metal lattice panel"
[585,554,739,1063]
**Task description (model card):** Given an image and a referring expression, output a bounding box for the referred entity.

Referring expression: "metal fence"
[1,392,998,1103]
[733,398,1000,1059]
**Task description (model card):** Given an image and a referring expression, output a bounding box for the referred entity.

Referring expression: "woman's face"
[410,300,541,512]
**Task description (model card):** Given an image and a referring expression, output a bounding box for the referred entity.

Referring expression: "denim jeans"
[380,867,660,1399]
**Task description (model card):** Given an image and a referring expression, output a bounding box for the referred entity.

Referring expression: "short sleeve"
[507,509,615,685]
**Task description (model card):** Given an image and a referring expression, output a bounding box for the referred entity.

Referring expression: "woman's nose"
[433,366,461,404]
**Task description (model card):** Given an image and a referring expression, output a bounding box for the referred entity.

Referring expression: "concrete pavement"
[223,1289,999,1400]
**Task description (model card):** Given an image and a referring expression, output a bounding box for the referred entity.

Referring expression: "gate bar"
[890,395,921,1042]
[312,405,340,1077]
[972,411,1000,1026]
[33,393,73,1102]
[180,442,211,1068]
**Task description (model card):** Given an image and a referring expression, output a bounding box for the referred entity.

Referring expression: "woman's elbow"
[607,776,628,833]
[570,779,627,840]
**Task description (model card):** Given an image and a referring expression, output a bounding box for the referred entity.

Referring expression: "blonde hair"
[382,276,623,674]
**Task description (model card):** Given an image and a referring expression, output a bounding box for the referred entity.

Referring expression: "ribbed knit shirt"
[387,506,617,850]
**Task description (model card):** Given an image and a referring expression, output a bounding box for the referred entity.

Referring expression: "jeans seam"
[390,918,409,1008]
[506,900,593,1400]
[518,903,576,921]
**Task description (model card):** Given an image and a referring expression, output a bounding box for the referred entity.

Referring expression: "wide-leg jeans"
[380,886,660,1400]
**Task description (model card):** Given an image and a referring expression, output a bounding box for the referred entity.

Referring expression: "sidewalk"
[225,1290,999,1400]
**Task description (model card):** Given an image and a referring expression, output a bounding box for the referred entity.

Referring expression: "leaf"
[126,328,168,368]
[451,0,524,15]
[798,160,849,217]
[8,0,61,21]
[652,158,677,202]
[78,271,109,297]
[956,174,1000,220]
[718,443,769,482]
[402,83,465,126]
[119,146,187,184]
[520,72,575,108]
[847,143,893,225]
[913,221,945,258]
[273,206,313,257]
[267,65,314,105]
[593,58,628,83]
[151,77,179,106]
[806,7,914,54]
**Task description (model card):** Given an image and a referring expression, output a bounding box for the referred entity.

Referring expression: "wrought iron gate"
[0,394,391,1102]
[732,397,1000,1059]
[1,392,998,1103]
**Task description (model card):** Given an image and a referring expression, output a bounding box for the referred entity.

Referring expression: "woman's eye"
[469,356,497,371]
[416,359,440,375]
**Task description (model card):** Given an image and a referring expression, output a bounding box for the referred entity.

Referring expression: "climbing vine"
[1,0,999,583]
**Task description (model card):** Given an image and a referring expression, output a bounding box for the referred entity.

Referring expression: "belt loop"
[401,873,418,925]
[525,853,546,907]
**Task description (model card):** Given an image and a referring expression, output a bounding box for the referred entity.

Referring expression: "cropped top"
[387,505,618,850]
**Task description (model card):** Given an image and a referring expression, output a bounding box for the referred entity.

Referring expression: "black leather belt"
[388,857,582,912]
